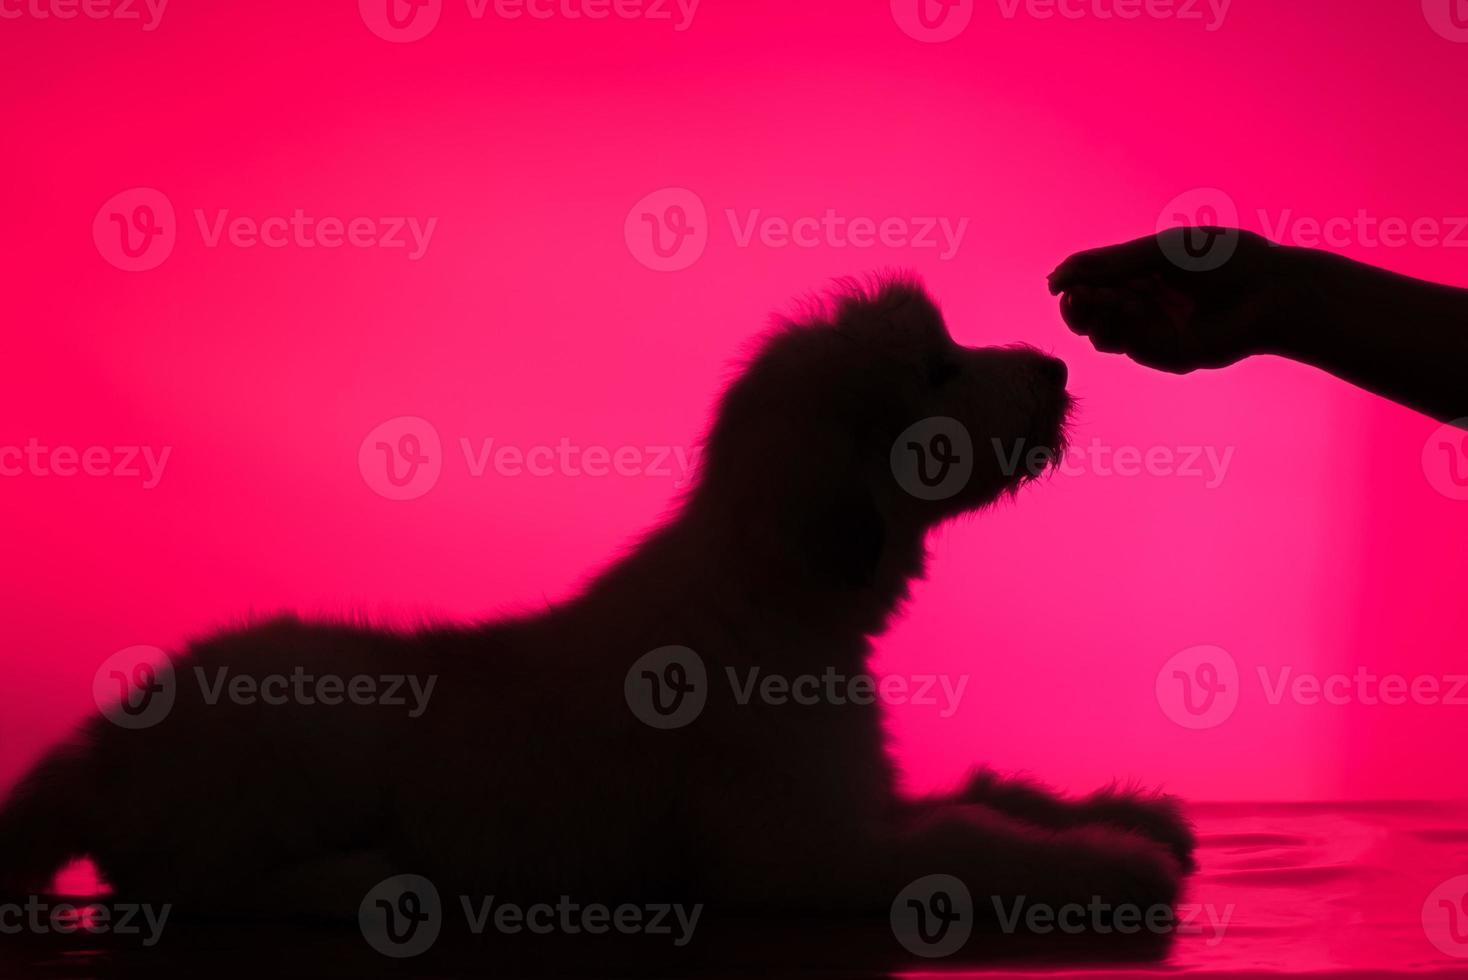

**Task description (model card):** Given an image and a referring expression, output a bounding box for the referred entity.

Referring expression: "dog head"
[695,276,1070,590]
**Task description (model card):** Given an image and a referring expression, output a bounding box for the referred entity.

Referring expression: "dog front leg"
[879,804,1182,929]
[935,769,1196,871]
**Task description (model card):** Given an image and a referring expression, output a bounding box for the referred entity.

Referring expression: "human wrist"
[1255,244,1334,362]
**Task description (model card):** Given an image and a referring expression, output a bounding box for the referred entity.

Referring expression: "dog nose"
[1038,356,1068,388]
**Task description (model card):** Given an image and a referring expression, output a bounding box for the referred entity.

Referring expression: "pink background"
[3,0,1467,806]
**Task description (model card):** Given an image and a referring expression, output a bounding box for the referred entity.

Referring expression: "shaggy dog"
[0,278,1192,935]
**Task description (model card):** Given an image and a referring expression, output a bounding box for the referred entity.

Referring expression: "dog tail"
[0,743,98,895]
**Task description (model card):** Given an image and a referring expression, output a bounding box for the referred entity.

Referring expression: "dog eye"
[926,355,961,387]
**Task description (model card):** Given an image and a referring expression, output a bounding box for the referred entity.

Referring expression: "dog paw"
[1050,827,1183,927]
[949,770,1198,874]
[1080,791,1198,873]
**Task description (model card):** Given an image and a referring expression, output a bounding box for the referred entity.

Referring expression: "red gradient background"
[2,0,1467,806]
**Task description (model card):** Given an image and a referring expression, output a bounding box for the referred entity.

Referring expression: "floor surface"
[3,801,1466,977]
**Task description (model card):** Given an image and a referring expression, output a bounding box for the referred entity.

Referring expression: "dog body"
[0,279,1192,923]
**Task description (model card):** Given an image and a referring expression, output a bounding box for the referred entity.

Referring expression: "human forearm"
[1266,247,1468,425]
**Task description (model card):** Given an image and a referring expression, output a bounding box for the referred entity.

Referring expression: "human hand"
[1048,228,1306,373]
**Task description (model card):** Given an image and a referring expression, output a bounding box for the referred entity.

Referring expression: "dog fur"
[0,277,1192,924]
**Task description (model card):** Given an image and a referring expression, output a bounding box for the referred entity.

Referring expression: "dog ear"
[803,481,886,590]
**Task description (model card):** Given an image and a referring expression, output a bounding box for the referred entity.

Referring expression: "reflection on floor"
[3,801,1466,978]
